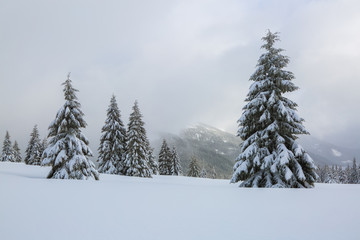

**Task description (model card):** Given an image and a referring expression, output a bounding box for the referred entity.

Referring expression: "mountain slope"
[299,135,360,167]
[153,124,360,178]
[154,123,241,178]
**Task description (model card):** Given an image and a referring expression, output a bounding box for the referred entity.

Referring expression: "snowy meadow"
[1,162,359,240]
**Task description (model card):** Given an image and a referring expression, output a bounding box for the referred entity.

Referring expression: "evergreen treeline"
[2,75,217,181]
[316,158,360,184]
[38,75,161,180]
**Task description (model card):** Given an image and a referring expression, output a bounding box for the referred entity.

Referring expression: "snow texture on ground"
[1,162,359,240]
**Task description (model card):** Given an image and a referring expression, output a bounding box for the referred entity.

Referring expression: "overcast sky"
[1,0,360,153]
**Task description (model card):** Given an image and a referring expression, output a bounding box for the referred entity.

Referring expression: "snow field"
[1,162,359,240]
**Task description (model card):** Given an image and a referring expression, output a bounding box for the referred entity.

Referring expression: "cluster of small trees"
[1,131,22,163]
[316,158,360,184]
[185,156,217,179]
[1,126,48,165]
[39,74,157,180]
[97,95,156,178]
[158,139,182,176]
[156,139,218,179]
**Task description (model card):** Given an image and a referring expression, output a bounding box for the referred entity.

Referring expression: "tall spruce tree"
[1,131,14,162]
[187,156,201,177]
[123,101,151,177]
[158,139,172,175]
[13,141,22,162]
[171,146,182,176]
[24,125,42,165]
[231,31,317,188]
[98,95,127,174]
[42,74,99,180]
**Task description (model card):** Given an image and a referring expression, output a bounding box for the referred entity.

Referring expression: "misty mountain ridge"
[153,123,241,179]
[153,123,360,179]
[298,135,360,167]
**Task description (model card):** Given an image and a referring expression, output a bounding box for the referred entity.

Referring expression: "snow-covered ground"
[1,162,359,240]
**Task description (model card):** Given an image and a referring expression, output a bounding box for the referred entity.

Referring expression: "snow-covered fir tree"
[39,137,49,166]
[331,165,340,183]
[146,138,158,175]
[210,166,217,179]
[314,164,360,184]
[24,125,42,165]
[200,167,207,178]
[348,158,358,184]
[338,165,347,184]
[315,166,325,183]
[1,131,14,162]
[323,165,336,184]
[187,156,201,177]
[123,101,151,177]
[42,74,99,180]
[97,95,127,174]
[344,164,351,184]
[171,146,182,176]
[158,139,172,175]
[13,141,22,162]
[231,30,317,188]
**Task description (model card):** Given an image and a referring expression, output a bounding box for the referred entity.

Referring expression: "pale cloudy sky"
[1,0,360,152]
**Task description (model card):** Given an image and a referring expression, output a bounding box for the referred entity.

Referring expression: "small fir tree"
[40,137,47,157]
[348,158,358,184]
[42,74,99,180]
[344,164,351,184]
[200,167,207,178]
[332,165,340,183]
[158,139,172,175]
[323,165,335,184]
[171,146,182,176]
[187,156,201,177]
[13,141,22,162]
[24,125,42,165]
[146,139,158,175]
[1,131,14,162]
[231,30,317,188]
[98,95,127,174]
[210,166,217,179]
[338,166,347,184]
[315,166,323,183]
[123,101,151,177]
